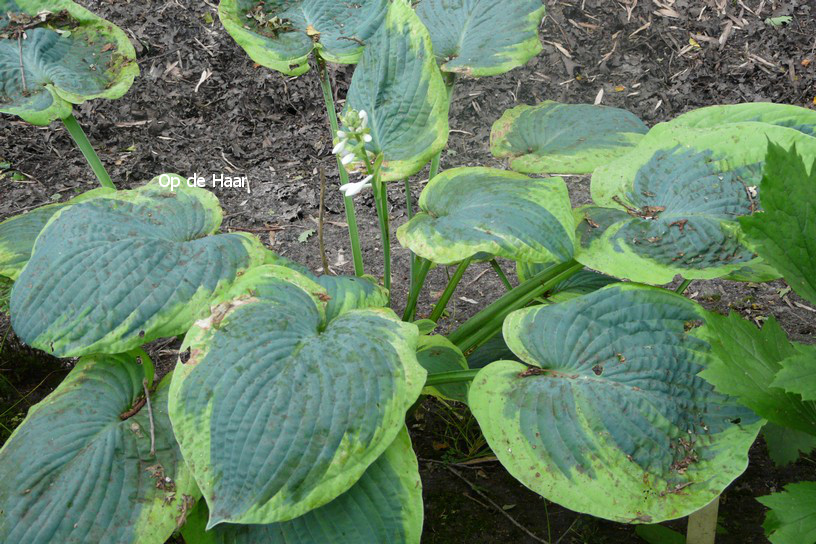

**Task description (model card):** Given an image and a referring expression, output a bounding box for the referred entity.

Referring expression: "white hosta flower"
[332,140,346,155]
[362,133,373,143]
[340,176,373,197]
[341,152,355,165]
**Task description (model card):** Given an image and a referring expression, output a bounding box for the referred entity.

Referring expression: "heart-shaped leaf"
[469,284,762,523]
[10,175,266,357]
[0,351,198,544]
[667,102,816,136]
[740,142,816,305]
[416,0,545,77]
[0,187,113,280]
[169,265,425,526]
[181,427,423,544]
[577,122,816,284]
[397,167,574,265]
[491,102,649,174]
[218,0,387,76]
[0,1,138,125]
[344,0,449,181]
[417,335,468,403]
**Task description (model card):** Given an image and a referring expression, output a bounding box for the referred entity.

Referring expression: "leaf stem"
[316,55,364,276]
[676,278,693,294]
[17,35,26,93]
[403,258,432,321]
[318,167,329,275]
[363,154,391,299]
[405,177,418,301]
[425,368,481,387]
[489,259,513,291]
[62,113,115,189]
[142,378,156,458]
[449,261,584,353]
[430,258,472,322]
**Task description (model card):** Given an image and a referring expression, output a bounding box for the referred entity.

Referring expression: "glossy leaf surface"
[10,176,265,357]
[416,0,545,77]
[169,266,425,526]
[491,102,648,174]
[397,167,574,265]
[0,352,197,544]
[470,284,761,523]
[0,0,138,125]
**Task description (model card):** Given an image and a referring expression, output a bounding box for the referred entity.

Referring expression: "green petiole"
[62,113,115,190]
[429,257,472,322]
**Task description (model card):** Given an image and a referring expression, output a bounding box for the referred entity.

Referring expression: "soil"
[1,0,815,543]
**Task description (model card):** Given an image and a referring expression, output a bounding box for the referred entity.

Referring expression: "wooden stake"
[687,496,720,544]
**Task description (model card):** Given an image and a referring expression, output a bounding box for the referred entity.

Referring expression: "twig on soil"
[143,378,156,457]
[442,464,550,544]
[554,517,580,544]
[318,167,329,275]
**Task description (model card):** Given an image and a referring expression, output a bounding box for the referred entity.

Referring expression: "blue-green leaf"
[397,167,575,265]
[417,335,468,403]
[181,427,423,544]
[416,0,545,77]
[10,175,266,357]
[344,0,449,181]
[218,0,387,76]
[0,351,198,544]
[469,284,762,523]
[0,1,138,125]
[578,122,816,284]
[0,187,114,280]
[169,265,425,526]
[491,102,648,174]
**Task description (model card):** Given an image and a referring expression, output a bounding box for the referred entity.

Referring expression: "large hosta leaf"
[181,428,423,544]
[169,265,425,526]
[668,102,816,136]
[10,175,266,357]
[740,142,816,305]
[577,122,816,284]
[397,167,574,265]
[699,313,816,436]
[218,0,387,76]
[469,284,762,523]
[0,351,198,544]
[344,0,449,181]
[758,482,816,544]
[416,0,545,77]
[491,102,648,174]
[0,0,138,125]
[0,187,113,280]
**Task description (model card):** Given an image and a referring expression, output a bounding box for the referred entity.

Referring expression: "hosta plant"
[0,0,139,188]
[2,0,816,542]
